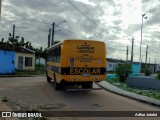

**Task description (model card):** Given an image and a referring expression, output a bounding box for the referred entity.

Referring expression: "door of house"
[18,56,23,70]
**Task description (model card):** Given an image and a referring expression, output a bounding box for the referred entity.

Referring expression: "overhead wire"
[65,0,108,34]
[1,14,83,39]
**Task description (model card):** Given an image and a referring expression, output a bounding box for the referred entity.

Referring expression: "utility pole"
[51,22,55,45]
[12,25,15,51]
[145,45,148,69]
[48,28,51,48]
[131,38,134,63]
[126,46,129,62]
[138,14,147,73]
[123,36,134,63]
[141,55,143,63]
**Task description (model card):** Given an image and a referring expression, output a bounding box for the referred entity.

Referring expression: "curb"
[97,81,160,107]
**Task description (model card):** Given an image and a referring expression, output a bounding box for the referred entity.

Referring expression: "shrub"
[115,63,132,82]
[156,72,160,80]
[144,67,151,76]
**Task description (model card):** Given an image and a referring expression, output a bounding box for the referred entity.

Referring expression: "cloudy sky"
[0,0,160,63]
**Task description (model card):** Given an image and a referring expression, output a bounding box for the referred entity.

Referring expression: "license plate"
[82,74,90,77]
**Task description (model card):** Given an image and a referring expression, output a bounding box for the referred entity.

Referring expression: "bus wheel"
[54,74,60,90]
[46,71,51,82]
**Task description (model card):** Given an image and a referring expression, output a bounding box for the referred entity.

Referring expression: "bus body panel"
[61,40,106,82]
[46,39,106,85]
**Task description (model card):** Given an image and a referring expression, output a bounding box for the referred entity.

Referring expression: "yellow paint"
[46,39,106,83]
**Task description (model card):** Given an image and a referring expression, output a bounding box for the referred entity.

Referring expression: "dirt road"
[0,76,159,120]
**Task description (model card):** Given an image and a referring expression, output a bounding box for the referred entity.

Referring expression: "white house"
[15,47,35,71]
[106,58,119,72]
[156,64,160,72]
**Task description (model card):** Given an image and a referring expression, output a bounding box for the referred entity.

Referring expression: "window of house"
[25,57,32,66]
[109,64,112,68]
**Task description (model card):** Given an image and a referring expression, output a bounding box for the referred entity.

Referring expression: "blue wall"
[131,64,140,76]
[106,64,140,80]
[0,50,15,74]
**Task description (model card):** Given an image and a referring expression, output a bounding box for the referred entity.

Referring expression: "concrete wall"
[0,50,15,74]
[15,52,35,70]
[127,76,160,90]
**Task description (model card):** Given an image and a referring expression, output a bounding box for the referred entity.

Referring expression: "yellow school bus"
[46,39,106,90]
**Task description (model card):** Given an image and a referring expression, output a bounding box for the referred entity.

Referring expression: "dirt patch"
[0,101,19,120]
[0,101,11,111]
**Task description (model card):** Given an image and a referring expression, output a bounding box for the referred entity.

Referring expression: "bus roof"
[47,39,104,50]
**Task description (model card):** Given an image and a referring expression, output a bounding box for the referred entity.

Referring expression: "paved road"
[0,76,159,120]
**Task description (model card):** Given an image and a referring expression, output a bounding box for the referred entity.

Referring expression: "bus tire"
[54,74,60,90]
[46,71,51,82]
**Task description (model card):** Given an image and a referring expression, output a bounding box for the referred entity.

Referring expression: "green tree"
[53,40,60,44]
[19,37,25,47]
[0,38,4,43]
[144,65,151,76]
[156,72,160,80]
[115,63,132,82]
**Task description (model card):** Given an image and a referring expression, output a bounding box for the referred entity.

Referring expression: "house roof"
[0,43,35,54]
[106,58,126,64]
[106,58,158,66]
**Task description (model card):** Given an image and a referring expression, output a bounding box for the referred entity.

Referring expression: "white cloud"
[0,0,159,63]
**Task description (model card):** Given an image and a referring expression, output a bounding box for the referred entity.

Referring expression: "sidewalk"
[98,81,160,107]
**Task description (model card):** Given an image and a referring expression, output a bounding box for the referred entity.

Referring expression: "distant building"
[0,43,35,74]
[106,58,125,73]
[156,64,160,72]
[106,58,118,72]
[106,58,140,75]
[15,47,35,71]
[36,58,45,65]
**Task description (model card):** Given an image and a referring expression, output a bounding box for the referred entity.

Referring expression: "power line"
[65,0,108,34]
[57,26,85,39]
[3,13,51,25]
[2,14,83,39]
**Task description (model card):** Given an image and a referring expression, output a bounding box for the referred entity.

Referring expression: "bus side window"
[53,49,56,62]
[49,50,51,62]
[57,47,61,62]
[46,52,48,62]
[55,48,58,62]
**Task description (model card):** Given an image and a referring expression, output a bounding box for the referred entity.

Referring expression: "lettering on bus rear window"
[77,44,95,53]
[76,43,95,62]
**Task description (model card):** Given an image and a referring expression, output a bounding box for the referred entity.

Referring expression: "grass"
[107,78,160,100]
[15,69,45,76]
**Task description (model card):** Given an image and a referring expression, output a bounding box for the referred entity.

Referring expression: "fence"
[127,76,160,90]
